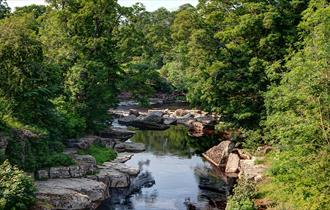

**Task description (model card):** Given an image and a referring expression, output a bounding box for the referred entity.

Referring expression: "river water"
[98,125,235,210]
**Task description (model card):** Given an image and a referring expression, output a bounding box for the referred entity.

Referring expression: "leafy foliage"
[78,144,117,165]
[226,176,256,210]
[260,1,330,209]
[0,160,36,210]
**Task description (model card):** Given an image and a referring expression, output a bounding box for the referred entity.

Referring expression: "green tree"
[0,0,10,19]
[0,14,57,127]
[176,0,309,128]
[42,0,122,131]
[262,0,330,208]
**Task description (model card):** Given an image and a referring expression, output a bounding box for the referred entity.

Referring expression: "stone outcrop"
[114,142,146,153]
[34,178,108,210]
[118,115,170,130]
[225,153,240,173]
[95,168,131,188]
[112,152,134,163]
[101,162,140,176]
[203,140,235,166]
[36,155,97,180]
[239,157,267,182]
[65,136,98,149]
[98,128,135,141]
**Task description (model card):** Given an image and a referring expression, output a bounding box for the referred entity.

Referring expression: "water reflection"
[131,125,219,157]
[98,126,233,210]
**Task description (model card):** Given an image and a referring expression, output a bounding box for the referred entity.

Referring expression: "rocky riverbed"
[32,100,265,210]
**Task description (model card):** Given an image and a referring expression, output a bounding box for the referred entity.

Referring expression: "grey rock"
[37,169,49,180]
[203,140,235,166]
[96,168,130,188]
[101,162,140,176]
[163,117,177,125]
[69,165,85,178]
[49,167,71,179]
[35,178,107,210]
[225,153,240,173]
[143,114,164,124]
[98,128,135,141]
[112,153,134,163]
[118,115,137,125]
[147,110,165,117]
[66,136,98,149]
[239,157,267,182]
[114,142,146,153]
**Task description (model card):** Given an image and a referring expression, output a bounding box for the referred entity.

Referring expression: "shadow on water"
[98,126,235,210]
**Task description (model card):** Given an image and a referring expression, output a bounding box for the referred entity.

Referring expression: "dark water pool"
[98,126,235,210]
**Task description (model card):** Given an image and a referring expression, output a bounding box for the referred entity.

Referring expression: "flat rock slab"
[114,142,146,153]
[112,153,134,163]
[98,128,135,141]
[96,168,130,188]
[239,157,267,182]
[203,140,234,166]
[101,162,140,176]
[35,178,108,210]
[225,153,240,173]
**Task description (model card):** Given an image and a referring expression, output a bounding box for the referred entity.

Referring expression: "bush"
[226,177,256,210]
[78,144,117,165]
[0,160,36,210]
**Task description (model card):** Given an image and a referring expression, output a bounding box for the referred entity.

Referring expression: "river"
[98,123,235,210]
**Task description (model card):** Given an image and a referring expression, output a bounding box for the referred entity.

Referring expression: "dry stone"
[225,153,240,173]
[203,140,235,166]
[49,167,71,179]
[114,142,146,153]
[35,178,107,210]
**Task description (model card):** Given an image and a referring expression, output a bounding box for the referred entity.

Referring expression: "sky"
[7,0,198,11]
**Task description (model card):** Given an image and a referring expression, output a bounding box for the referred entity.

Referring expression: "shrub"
[226,176,256,210]
[0,160,36,210]
[78,144,117,165]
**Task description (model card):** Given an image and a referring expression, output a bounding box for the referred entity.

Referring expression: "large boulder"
[101,162,140,176]
[112,153,134,163]
[73,154,97,174]
[239,157,267,182]
[65,136,98,149]
[49,167,71,179]
[225,153,240,173]
[98,128,135,141]
[203,140,235,166]
[114,142,146,153]
[143,114,164,124]
[35,178,108,210]
[117,115,137,125]
[96,168,130,188]
[163,117,177,125]
[147,110,166,117]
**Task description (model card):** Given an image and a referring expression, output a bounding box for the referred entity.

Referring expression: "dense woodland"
[0,0,329,209]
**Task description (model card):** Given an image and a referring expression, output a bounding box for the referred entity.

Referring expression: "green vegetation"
[0,160,36,210]
[226,177,257,210]
[78,145,117,165]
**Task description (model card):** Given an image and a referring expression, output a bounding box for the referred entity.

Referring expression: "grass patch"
[78,144,117,165]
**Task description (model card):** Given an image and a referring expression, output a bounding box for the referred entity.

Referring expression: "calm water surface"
[98,126,234,210]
